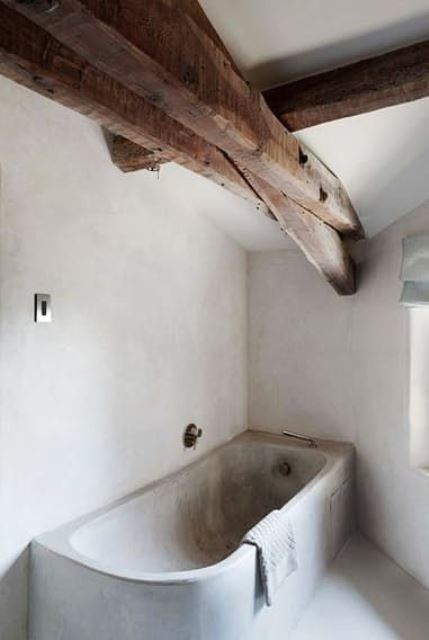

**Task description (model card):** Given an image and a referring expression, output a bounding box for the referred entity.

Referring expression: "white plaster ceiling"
[297,98,429,238]
[161,162,289,251]
[193,0,429,246]
[200,0,429,88]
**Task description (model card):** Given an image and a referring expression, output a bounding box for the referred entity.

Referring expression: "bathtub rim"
[33,430,353,585]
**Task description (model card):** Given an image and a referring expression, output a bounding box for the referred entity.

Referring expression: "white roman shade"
[400,234,429,306]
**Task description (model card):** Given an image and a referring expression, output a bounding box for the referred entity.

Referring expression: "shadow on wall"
[0,550,29,640]
[356,134,429,239]
[250,11,429,88]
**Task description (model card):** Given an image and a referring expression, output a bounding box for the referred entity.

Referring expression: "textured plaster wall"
[3,53,429,640]
[248,200,429,587]
[0,77,247,639]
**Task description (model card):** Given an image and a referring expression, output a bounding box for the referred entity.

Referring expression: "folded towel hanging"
[242,510,298,606]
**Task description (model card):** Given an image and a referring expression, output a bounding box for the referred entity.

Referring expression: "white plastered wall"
[248,200,429,587]
[0,77,248,640]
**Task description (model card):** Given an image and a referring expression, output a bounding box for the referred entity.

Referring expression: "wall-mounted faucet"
[183,424,203,449]
[282,429,317,448]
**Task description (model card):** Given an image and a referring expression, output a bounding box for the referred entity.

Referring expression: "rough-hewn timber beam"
[174,0,243,76]
[0,2,357,294]
[110,0,240,174]
[246,172,356,295]
[0,3,268,212]
[111,136,168,172]
[108,0,355,295]
[264,40,429,131]
[3,0,363,239]
[110,132,356,293]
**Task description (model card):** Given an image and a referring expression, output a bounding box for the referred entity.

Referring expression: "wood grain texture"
[0,0,358,294]
[174,0,242,76]
[106,0,356,293]
[110,0,241,174]
[111,136,168,172]
[2,0,362,238]
[264,40,429,130]
[179,0,355,293]
[110,0,243,172]
[241,170,356,294]
[0,3,268,209]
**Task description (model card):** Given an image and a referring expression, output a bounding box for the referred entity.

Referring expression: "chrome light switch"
[34,294,52,323]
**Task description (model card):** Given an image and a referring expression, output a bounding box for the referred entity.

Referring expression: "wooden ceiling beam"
[110,0,241,175]
[106,0,356,294]
[110,0,243,175]
[173,0,243,76]
[110,133,356,293]
[0,3,268,211]
[0,1,357,294]
[241,170,356,294]
[2,0,363,240]
[111,136,169,173]
[108,0,355,295]
[264,40,429,131]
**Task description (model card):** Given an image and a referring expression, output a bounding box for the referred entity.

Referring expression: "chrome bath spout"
[282,430,317,448]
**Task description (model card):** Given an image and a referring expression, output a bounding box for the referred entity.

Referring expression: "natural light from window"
[409,307,429,473]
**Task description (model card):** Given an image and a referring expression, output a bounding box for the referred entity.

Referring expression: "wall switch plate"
[34,294,52,323]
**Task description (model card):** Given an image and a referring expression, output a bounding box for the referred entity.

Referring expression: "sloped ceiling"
[195,0,429,245]
[200,0,429,88]
[297,98,429,238]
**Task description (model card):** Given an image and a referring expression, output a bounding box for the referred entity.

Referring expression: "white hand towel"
[242,510,298,606]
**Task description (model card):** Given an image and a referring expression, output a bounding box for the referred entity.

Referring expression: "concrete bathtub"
[30,431,354,640]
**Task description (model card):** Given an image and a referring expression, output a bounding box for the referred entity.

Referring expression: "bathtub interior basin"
[70,437,326,574]
[31,432,354,640]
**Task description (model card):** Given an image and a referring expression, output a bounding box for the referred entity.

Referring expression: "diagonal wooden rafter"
[1,0,363,240]
[172,0,243,77]
[110,0,244,174]
[246,174,356,295]
[0,1,359,294]
[107,0,357,294]
[106,0,356,296]
[264,40,429,131]
[109,133,356,293]
[0,3,269,211]
[113,38,429,165]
